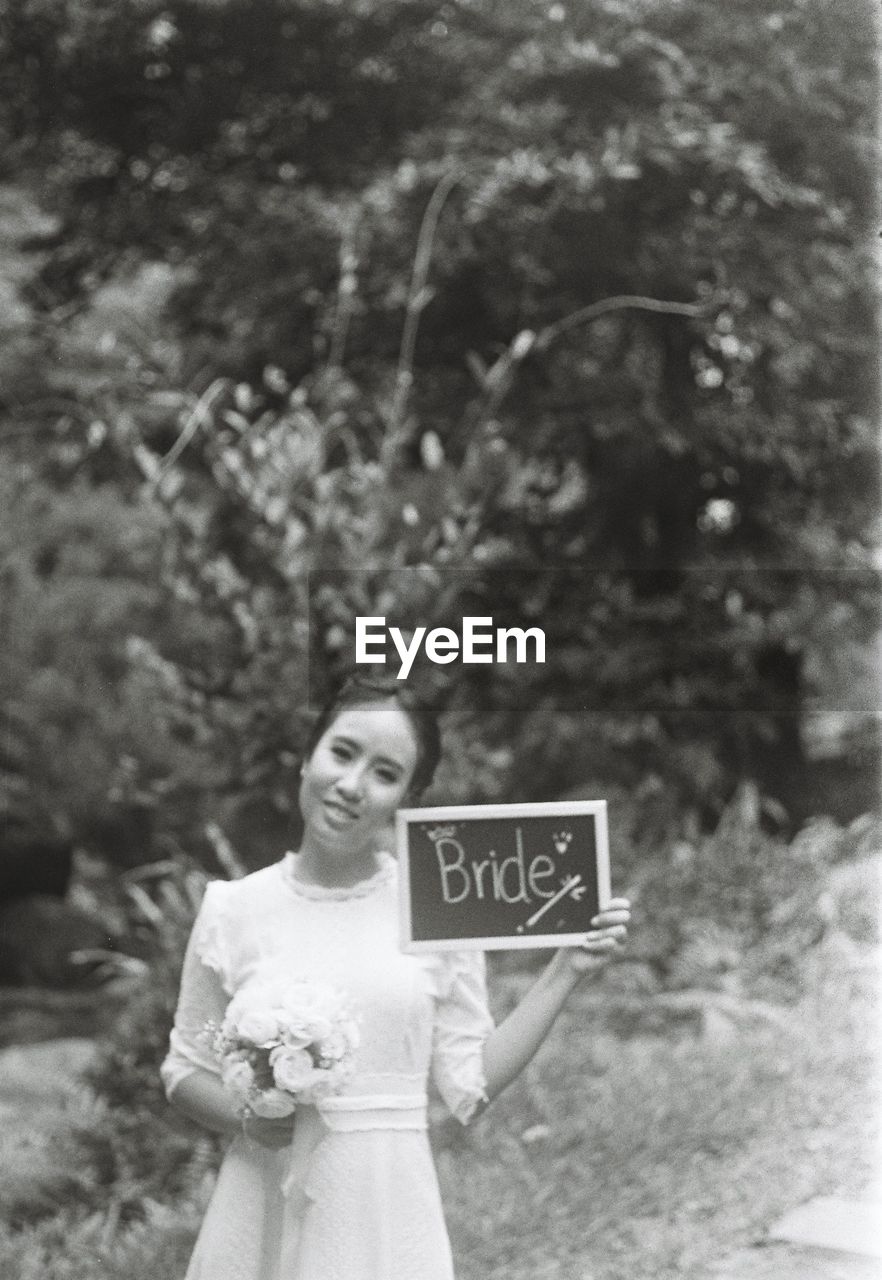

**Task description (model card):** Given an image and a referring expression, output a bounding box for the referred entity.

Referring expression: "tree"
[0,0,877,872]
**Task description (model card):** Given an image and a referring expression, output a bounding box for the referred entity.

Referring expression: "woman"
[161,675,630,1280]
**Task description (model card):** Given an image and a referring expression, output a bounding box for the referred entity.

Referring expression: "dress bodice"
[161,852,492,1124]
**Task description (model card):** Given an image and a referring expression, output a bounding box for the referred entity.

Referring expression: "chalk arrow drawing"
[516,874,583,933]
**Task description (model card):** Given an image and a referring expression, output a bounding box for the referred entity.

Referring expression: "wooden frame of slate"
[396,800,610,952]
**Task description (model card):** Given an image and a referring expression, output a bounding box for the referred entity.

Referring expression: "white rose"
[318,1029,347,1062]
[302,1074,331,1101]
[221,1058,255,1103]
[303,1013,333,1043]
[327,1060,354,1090]
[250,1087,297,1119]
[282,982,319,1012]
[278,1020,314,1050]
[270,1046,316,1094]
[285,981,337,1019]
[236,1009,280,1047]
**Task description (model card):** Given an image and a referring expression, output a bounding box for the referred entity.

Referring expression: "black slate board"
[396,801,610,951]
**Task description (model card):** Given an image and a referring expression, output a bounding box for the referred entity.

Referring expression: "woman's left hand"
[561,897,632,978]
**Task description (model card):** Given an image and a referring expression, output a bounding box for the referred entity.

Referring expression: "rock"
[769,1196,882,1260]
[0,1037,99,1104]
[708,1196,882,1279]
[708,1241,881,1279]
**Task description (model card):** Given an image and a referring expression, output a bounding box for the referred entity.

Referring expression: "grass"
[0,1203,203,1280]
[440,936,880,1280]
[0,931,877,1279]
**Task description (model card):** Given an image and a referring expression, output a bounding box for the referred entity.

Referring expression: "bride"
[161,675,630,1279]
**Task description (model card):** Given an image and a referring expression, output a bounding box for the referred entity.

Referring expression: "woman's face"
[299,700,420,864]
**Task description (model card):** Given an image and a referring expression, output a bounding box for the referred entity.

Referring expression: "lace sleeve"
[430,949,494,1126]
[159,880,233,1102]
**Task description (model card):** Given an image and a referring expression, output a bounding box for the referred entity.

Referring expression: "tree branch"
[152,378,230,484]
[475,294,708,422]
[326,209,361,371]
[385,169,462,454]
[539,293,705,348]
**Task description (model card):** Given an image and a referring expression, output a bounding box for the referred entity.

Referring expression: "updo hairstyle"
[303,675,442,798]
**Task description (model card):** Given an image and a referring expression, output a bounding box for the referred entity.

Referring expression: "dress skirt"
[163,857,493,1280]
[184,1102,456,1280]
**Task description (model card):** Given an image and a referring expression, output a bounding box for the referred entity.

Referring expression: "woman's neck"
[292,840,384,889]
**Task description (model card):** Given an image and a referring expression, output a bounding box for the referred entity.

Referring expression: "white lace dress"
[160,852,494,1280]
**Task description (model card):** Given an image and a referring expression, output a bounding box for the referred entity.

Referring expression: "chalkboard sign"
[396,801,610,952]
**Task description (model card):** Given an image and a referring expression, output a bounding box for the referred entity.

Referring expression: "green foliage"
[80,859,212,1105]
[0,1199,200,1280]
[441,936,878,1280]
[0,467,243,862]
[0,0,877,870]
[630,789,881,994]
[0,858,221,1270]
[2,900,875,1280]
[0,14,876,1270]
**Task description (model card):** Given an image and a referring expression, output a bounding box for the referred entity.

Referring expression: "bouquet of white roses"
[207,977,360,1119]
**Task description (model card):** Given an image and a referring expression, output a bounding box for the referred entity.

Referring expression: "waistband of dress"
[317,1092,428,1132]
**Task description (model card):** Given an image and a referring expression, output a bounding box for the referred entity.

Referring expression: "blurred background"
[0,0,879,1276]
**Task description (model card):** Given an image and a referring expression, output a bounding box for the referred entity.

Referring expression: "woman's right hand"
[242,1110,298,1149]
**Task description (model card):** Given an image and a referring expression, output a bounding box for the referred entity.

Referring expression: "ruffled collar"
[280,851,396,901]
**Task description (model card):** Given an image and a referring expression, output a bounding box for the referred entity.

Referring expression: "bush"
[630,786,881,996]
[0,858,225,1243]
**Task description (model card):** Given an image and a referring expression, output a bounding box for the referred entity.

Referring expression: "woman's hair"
[303,674,442,797]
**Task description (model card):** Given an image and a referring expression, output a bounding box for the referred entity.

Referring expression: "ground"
[0,909,878,1279]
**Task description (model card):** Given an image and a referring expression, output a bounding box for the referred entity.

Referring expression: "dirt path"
[708,1194,882,1280]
